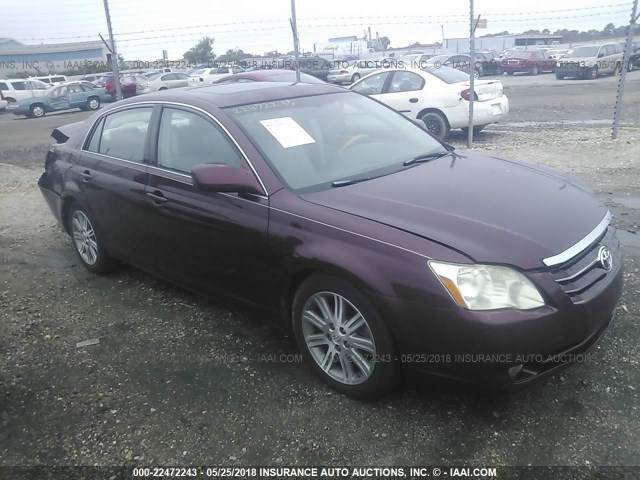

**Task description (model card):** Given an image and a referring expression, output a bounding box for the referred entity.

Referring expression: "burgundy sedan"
[38,83,622,399]
[501,49,556,75]
[211,69,325,85]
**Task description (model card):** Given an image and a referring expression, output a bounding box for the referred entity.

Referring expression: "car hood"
[300,151,608,269]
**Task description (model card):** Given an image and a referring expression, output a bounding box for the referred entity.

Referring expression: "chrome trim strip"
[543,211,611,267]
[80,100,269,196]
[269,207,431,260]
[555,258,599,283]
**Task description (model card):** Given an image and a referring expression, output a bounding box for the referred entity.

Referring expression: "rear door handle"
[146,190,168,204]
[409,98,419,103]
[80,170,92,181]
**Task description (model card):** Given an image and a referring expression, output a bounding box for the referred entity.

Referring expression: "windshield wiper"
[402,151,451,166]
[331,177,374,187]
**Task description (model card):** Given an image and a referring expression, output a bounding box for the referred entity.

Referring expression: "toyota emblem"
[597,246,613,272]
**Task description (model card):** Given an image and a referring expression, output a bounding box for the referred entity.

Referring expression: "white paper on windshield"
[259,117,316,148]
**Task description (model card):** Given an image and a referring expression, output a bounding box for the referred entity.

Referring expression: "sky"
[0,0,634,60]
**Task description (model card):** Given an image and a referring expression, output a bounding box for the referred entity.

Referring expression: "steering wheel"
[338,134,371,155]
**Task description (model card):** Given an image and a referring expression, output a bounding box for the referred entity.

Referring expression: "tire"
[292,274,400,400]
[419,111,450,140]
[473,69,480,79]
[496,65,502,75]
[589,66,598,79]
[87,97,100,111]
[530,65,539,75]
[555,72,564,80]
[506,71,514,76]
[612,63,621,76]
[476,66,484,77]
[67,202,116,274]
[351,73,360,83]
[30,104,45,118]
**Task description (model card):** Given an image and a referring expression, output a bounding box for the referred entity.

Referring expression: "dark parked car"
[120,75,147,98]
[283,56,334,81]
[500,49,556,75]
[38,83,623,399]
[426,54,481,78]
[212,69,325,85]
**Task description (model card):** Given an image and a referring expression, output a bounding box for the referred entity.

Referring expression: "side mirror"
[191,164,262,195]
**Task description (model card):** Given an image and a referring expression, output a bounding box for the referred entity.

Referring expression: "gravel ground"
[0,108,639,471]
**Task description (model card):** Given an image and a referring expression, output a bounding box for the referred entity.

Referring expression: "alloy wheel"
[71,210,98,265]
[301,291,376,385]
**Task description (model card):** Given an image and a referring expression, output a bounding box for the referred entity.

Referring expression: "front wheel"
[67,202,116,274]
[589,66,598,79]
[351,73,360,83]
[419,111,450,140]
[555,72,564,80]
[292,275,399,400]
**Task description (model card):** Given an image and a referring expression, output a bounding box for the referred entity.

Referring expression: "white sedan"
[349,67,509,139]
[187,66,245,85]
[137,72,189,94]
[326,59,381,84]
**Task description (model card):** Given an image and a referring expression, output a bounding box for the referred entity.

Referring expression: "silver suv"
[0,78,50,103]
[555,43,623,79]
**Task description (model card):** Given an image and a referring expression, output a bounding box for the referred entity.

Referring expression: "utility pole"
[102,0,122,100]
[441,25,445,46]
[467,1,476,149]
[612,0,639,139]
[289,0,301,83]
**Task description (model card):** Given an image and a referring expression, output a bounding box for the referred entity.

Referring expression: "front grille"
[550,226,621,304]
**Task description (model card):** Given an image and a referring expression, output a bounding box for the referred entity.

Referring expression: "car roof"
[114,82,345,109]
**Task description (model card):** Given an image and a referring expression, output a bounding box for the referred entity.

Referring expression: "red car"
[500,49,556,75]
[212,69,325,85]
[120,75,147,98]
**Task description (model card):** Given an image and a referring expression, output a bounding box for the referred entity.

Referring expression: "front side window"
[86,108,153,162]
[156,108,243,174]
[11,81,27,90]
[0,82,8,90]
[350,72,390,95]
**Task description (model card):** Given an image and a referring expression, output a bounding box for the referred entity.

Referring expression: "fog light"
[508,364,524,379]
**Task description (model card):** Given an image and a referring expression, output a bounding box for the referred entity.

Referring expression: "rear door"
[144,105,271,305]
[76,106,156,266]
[67,84,86,108]
[379,70,426,117]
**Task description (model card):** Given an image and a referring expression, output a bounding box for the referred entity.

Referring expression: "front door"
[144,105,271,307]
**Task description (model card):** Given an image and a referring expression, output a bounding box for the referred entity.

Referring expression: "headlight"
[429,261,545,310]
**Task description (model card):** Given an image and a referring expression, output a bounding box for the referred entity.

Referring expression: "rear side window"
[156,107,243,174]
[86,108,153,162]
[11,81,27,90]
[424,66,470,83]
[0,82,9,91]
[387,71,424,93]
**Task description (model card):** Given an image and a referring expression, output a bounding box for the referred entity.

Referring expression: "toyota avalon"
[38,83,622,399]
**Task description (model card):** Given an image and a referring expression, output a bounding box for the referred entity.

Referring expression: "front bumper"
[382,251,623,390]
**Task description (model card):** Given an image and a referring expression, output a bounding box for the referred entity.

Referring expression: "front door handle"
[409,98,419,103]
[146,190,168,204]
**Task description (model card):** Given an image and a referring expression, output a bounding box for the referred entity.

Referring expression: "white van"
[31,74,68,86]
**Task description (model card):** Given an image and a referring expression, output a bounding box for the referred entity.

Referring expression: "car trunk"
[457,79,503,102]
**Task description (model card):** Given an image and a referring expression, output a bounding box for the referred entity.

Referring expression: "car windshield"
[426,55,451,63]
[423,66,470,83]
[226,92,447,192]
[565,46,601,58]
[504,50,533,57]
[191,69,207,75]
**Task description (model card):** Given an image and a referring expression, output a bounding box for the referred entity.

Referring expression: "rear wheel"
[351,73,360,83]
[555,72,564,80]
[67,202,116,274]
[87,97,100,111]
[530,65,539,75]
[292,275,399,400]
[589,66,598,79]
[30,104,45,118]
[419,111,450,140]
